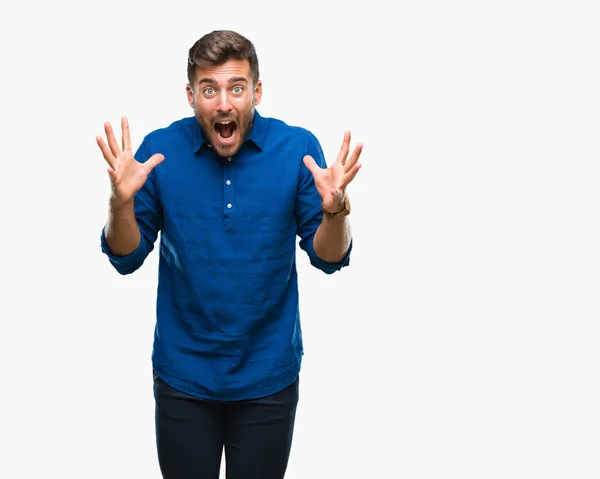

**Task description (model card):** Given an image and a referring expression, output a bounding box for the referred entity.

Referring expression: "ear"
[253,80,263,107]
[186,83,195,108]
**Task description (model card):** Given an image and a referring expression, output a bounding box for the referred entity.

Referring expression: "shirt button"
[227,157,232,162]
[226,180,231,185]
[227,203,232,209]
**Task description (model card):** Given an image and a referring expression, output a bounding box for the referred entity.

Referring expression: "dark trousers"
[153,372,299,479]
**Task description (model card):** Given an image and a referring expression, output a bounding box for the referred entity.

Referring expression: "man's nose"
[216,91,233,112]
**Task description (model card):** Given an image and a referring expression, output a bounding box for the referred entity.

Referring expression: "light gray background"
[1,0,599,477]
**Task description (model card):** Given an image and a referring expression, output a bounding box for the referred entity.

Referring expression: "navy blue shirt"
[100,110,351,400]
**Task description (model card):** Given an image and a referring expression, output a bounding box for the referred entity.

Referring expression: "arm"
[97,117,164,274]
[304,130,362,263]
[312,201,352,263]
[104,198,140,256]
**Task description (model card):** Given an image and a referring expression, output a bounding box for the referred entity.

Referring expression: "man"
[97,30,362,478]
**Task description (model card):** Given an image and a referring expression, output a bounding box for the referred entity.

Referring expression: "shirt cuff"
[307,237,352,274]
[100,227,147,275]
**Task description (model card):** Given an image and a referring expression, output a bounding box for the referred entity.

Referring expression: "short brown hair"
[187,30,260,86]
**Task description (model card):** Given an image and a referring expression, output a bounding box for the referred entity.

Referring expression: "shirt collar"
[190,109,266,153]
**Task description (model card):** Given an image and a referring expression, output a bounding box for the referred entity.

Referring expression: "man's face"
[187,59,262,158]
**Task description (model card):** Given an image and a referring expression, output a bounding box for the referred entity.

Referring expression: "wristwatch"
[322,194,351,218]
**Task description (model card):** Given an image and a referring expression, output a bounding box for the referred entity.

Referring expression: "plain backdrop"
[1,0,599,478]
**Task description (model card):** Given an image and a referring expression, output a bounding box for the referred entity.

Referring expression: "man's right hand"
[97,116,165,206]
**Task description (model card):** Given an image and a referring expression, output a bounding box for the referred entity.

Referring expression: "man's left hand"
[303,130,363,213]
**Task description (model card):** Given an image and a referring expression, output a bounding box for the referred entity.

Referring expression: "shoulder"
[258,113,322,153]
[263,115,315,138]
[143,117,198,147]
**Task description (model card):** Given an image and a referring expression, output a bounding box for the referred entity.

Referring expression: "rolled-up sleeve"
[296,131,351,274]
[100,139,162,275]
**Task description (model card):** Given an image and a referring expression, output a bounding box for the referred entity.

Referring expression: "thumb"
[303,155,320,176]
[145,153,165,172]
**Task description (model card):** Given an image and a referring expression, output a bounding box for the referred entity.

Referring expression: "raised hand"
[96,116,165,205]
[303,130,363,213]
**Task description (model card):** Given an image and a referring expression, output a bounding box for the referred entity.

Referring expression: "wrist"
[322,194,351,218]
[109,194,134,212]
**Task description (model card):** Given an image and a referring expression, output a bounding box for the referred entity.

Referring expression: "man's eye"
[232,86,243,94]
[204,88,215,96]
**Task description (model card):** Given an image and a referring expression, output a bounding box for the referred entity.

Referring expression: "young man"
[98,30,362,478]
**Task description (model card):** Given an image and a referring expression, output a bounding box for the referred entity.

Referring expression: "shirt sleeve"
[296,130,352,274]
[99,138,162,275]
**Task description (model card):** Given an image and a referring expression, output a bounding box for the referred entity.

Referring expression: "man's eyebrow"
[228,77,248,84]
[197,77,249,85]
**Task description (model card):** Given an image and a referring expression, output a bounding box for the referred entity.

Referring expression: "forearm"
[104,198,141,256]
[313,215,352,263]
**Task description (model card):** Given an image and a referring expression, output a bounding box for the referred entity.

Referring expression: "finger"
[122,116,131,152]
[107,166,118,183]
[344,142,363,173]
[338,163,362,190]
[337,130,351,166]
[302,155,322,177]
[96,135,116,169]
[143,153,166,173]
[104,121,122,159]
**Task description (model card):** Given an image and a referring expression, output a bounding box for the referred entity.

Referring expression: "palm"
[303,130,363,212]
[96,116,164,204]
[109,149,155,202]
[311,161,344,206]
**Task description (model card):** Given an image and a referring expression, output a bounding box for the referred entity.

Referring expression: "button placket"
[223,157,234,230]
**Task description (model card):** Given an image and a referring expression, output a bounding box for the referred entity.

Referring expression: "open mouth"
[214,120,238,143]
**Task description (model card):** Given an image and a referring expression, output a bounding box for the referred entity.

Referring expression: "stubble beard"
[193,104,254,159]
